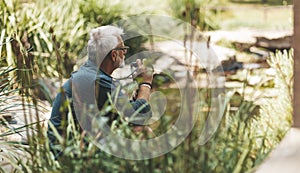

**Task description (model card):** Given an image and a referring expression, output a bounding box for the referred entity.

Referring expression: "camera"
[130,62,138,68]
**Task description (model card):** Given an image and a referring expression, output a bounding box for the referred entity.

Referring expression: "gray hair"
[87,25,124,66]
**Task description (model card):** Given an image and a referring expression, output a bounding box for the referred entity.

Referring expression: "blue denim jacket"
[47,70,151,156]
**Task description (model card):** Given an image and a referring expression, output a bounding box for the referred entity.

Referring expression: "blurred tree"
[294,0,300,127]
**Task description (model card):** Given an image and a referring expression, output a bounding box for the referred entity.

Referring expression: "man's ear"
[111,51,117,62]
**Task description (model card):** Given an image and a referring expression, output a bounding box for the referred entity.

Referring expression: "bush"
[1,48,293,172]
[168,0,225,31]
[0,0,293,171]
[0,0,147,79]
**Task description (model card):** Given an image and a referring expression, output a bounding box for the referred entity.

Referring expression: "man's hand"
[134,59,153,84]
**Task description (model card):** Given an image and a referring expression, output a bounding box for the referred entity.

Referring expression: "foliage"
[0,0,294,172]
[78,0,153,58]
[78,0,128,28]
[168,0,226,31]
[0,0,84,78]
[0,58,57,172]
[265,49,293,127]
[0,0,148,79]
[0,55,293,172]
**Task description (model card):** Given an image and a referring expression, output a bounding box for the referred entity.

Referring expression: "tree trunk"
[294,1,300,127]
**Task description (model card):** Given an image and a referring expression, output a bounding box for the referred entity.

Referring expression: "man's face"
[116,52,125,68]
[113,38,128,68]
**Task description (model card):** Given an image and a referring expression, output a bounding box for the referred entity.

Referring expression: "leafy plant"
[168,0,226,31]
[0,0,294,172]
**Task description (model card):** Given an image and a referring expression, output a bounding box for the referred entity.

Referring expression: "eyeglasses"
[112,46,129,53]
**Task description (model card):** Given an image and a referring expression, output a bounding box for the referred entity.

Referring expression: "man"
[47,25,153,157]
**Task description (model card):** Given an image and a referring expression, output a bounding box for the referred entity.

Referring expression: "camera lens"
[130,62,138,68]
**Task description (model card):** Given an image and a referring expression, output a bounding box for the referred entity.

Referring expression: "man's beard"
[117,55,125,68]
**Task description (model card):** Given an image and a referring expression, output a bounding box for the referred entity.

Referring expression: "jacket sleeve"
[96,82,152,125]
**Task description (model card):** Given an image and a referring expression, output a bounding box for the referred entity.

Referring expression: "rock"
[153,41,222,69]
[0,95,50,143]
[213,56,243,72]
[0,114,14,124]
[255,35,292,51]
[249,46,270,58]
[232,41,253,52]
